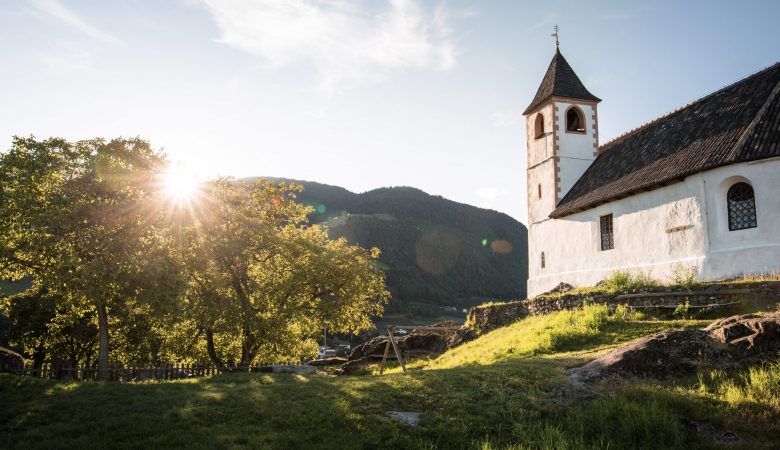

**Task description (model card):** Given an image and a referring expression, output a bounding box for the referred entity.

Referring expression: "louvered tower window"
[727,182,757,231]
[600,214,614,251]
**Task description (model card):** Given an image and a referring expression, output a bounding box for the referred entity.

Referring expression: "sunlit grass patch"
[696,361,780,410]
[415,304,703,371]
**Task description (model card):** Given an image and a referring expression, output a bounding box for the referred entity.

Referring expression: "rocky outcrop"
[466,281,780,337]
[569,313,780,383]
[0,347,24,374]
[446,327,477,348]
[340,321,458,374]
[704,313,780,353]
[466,302,529,335]
[542,282,575,296]
[307,357,348,367]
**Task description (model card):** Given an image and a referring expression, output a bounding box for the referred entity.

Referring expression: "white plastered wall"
[554,100,597,198]
[527,159,780,297]
[526,103,556,224]
[701,158,780,279]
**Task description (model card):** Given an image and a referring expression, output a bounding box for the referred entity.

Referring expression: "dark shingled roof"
[550,62,780,219]
[523,48,601,114]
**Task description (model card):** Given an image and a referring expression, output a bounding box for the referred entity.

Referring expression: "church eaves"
[523,48,601,115]
[550,62,780,219]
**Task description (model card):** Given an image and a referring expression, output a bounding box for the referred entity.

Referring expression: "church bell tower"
[524,43,601,225]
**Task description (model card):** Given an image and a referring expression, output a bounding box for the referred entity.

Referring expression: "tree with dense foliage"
[2,286,98,371]
[0,137,388,373]
[0,137,183,379]
[175,179,388,366]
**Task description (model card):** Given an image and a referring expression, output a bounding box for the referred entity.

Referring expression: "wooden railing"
[8,363,278,382]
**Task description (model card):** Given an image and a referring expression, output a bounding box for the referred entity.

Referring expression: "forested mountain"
[263,178,528,313]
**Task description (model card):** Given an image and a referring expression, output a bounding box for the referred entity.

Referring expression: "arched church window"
[727,182,757,231]
[541,252,545,269]
[534,114,545,138]
[566,107,585,133]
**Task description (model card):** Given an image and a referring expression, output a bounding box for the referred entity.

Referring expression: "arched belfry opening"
[566,106,585,132]
[534,114,545,138]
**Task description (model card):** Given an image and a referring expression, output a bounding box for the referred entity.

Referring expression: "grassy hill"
[264,178,529,318]
[2,304,778,449]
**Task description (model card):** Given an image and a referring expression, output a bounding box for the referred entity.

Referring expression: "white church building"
[525,47,780,297]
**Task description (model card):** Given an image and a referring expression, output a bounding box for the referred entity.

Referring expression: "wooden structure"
[8,363,280,382]
[378,324,461,375]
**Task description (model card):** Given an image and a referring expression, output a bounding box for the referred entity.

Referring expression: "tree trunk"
[230,273,257,368]
[240,327,256,367]
[205,328,223,367]
[32,346,46,378]
[96,302,110,381]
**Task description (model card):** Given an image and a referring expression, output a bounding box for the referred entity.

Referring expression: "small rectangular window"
[600,214,614,251]
[537,184,542,199]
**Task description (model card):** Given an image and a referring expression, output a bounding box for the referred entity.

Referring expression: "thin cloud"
[34,42,96,72]
[476,186,507,200]
[476,186,508,209]
[29,0,121,44]
[200,0,459,93]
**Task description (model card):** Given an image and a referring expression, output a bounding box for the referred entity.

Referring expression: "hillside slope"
[265,178,528,311]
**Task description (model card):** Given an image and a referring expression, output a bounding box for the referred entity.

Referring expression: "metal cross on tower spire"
[551,24,560,48]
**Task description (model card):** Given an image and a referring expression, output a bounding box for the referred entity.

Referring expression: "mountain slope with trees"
[264,178,529,313]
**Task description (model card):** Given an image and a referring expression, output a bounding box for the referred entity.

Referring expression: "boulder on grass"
[340,321,459,374]
[569,313,780,383]
[307,357,348,367]
[0,347,24,374]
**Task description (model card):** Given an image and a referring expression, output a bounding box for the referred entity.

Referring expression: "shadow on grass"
[1,355,778,450]
[1,310,776,450]
[0,357,563,450]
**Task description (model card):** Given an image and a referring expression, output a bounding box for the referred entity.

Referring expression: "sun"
[163,163,200,202]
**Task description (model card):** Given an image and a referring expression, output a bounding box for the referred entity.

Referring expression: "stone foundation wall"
[467,281,780,336]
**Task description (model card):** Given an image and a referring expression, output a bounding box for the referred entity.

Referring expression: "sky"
[1,0,778,224]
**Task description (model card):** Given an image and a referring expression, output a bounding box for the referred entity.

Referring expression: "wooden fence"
[9,363,278,382]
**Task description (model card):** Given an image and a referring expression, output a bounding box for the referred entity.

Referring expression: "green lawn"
[2,306,778,449]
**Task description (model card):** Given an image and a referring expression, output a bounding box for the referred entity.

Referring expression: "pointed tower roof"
[523,48,601,114]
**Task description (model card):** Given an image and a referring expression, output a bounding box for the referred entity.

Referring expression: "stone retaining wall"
[467,281,780,336]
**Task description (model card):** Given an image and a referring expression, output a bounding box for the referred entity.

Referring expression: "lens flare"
[490,240,513,254]
[163,163,200,202]
[415,229,461,275]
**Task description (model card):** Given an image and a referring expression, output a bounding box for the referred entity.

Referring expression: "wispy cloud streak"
[200,0,459,93]
[30,0,120,44]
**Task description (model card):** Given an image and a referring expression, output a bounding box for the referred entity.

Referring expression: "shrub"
[613,303,641,321]
[673,300,690,319]
[671,264,700,290]
[603,270,660,293]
